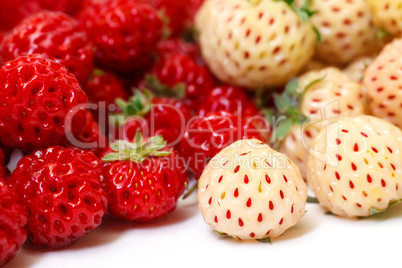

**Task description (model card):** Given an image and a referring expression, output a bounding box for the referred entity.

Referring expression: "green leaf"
[294,112,309,126]
[313,27,322,44]
[213,230,230,239]
[257,237,272,244]
[285,79,299,96]
[302,74,326,93]
[377,28,391,41]
[389,200,401,207]
[274,95,293,113]
[102,133,171,163]
[276,118,293,140]
[281,0,295,6]
[114,90,152,120]
[370,207,383,216]
[262,108,276,125]
[145,75,186,99]
[102,153,121,162]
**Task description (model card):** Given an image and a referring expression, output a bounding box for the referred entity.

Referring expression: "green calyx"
[93,68,106,77]
[257,237,272,244]
[113,90,153,124]
[267,74,326,148]
[102,132,172,163]
[278,0,322,42]
[145,75,186,99]
[369,199,402,217]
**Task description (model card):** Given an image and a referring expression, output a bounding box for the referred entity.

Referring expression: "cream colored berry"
[343,56,374,84]
[280,67,366,178]
[363,38,402,128]
[195,0,316,89]
[307,115,402,218]
[310,0,379,64]
[367,0,402,37]
[198,139,307,240]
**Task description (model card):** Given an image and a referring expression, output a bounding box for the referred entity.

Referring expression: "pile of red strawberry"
[0,0,270,264]
[1,0,402,264]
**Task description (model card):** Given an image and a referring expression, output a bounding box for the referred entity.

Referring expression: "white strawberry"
[279,67,366,178]
[298,59,328,75]
[198,139,307,241]
[307,115,402,218]
[363,38,402,128]
[367,0,402,37]
[343,56,373,84]
[308,0,379,64]
[194,0,316,89]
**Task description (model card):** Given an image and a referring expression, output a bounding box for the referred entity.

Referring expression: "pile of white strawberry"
[195,0,402,242]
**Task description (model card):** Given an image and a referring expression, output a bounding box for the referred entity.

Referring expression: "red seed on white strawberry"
[307,115,402,218]
[198,139,307,240]
[195,0,316,89]
[280,67,366,179]
[309,0,379,65]
[363,38,402,128]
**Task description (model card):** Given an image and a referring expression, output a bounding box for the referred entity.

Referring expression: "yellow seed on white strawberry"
[307,115,402,218]
[198,139,307,240]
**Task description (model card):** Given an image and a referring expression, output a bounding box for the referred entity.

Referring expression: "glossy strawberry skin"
[148,0,202,37]
[0,147,9,178]
[0,11,94,84]
[0,55,90,152]
[197,86,271,141]
[197,85,260,118]
[75,112,109,155]
[179,111,266,179]
[7,146,108,248]
[38,0,84,15]
[0,0,41,32]
[156,38,200,62]
[0,178,27,266]
[151,53,216,108]
[102,149,187,222]
[84,69,128,123]
[117,97,193,149]
[78,0,163,73]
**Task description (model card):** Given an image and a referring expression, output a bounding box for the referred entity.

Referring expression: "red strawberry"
[0,178,27,265]
[85,69,128,123]
[179,110,267,179]
[75,112,108,155]
[0,32,4,48]
[148,0,203,37]
[197,85,271,141]
[156,38,200,62]
[0,0,41,32]
[77,0,163,73]
[0,147,9,178]
[113,91,193,149]
[7,146,108,248]
[101,134,188,222]
[147,53,216,108]
[0,55,91,152]
[0,11,94,84]
[38,0,84,15]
